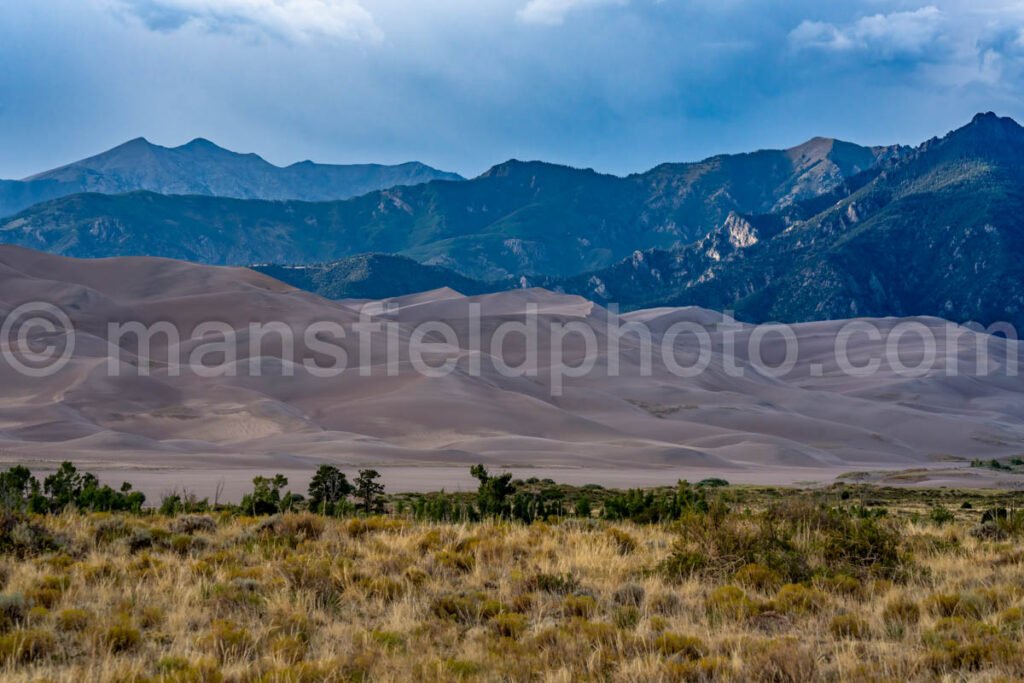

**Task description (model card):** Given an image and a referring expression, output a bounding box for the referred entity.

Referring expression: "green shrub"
[416,529,445,552]
[93,517,132,544]
[0,594,27,632]
[157,656,224,682]
[654,632,706,659]
[927,591,999,620]
[0,628,56,664]
[998,606,1024,630]
[490,612,529,639]
[170,533,206,555]
[139,605,165,629]
[269,633,308,664]
[56,608,91,631]
[212,578,264,611]
[26,575,70,611]
[665,655,732,681]
[576,619,617,646]
[435,550,475,573]
[663,505,814,585]
[2,517,61,557]
[524,572,578,595]
[446,659,483,678]
[432,592,505,624]
[829,614,871,639]
[922,617,1018,673]
[613,606,641,630]
[368,630,405,651]
[815,574,863,598]
[260,514,325,544]
[103,619,141,653]
[773,584,827,615]
[204,619,254,662]
[562,595,597,618]
[157,655,193,673]
[741,637,818,682]
[345,517,404,538]
[929,506,955,526]
[818,516,909,581]
[660,550,707,580]
[705,586,756,620]
[355,577,405,602]
[734,563,782,593]
[882,597,921,635]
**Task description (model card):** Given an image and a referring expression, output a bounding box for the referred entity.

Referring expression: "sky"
[2,0,1024,179]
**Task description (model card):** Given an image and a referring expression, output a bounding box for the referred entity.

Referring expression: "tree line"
[1,461,726,524]
[0,463,145,514]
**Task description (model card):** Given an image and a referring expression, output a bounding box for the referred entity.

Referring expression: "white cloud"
[115,0,382,42]
[977,24,1024,84]
[790,6,946,59]
[517,0,627,26]
[789,20,855,51]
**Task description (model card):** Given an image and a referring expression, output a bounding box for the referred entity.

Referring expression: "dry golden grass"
[0,500,1022,682]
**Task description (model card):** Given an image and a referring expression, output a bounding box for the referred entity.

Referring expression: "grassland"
[0,482,1023,682]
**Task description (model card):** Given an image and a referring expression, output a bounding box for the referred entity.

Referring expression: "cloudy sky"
[2,0,1024,178]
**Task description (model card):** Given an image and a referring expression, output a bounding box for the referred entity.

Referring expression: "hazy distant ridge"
[0,137,463,217]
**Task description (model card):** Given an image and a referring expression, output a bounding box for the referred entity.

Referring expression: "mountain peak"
[479,159,543,179]
[479,159,603,181]
[111,137,155,151]
[972,111,1001,124]
[963,111,1022,133]
[786,136,837,159]
[179,137,235,154]
[936,112,1024,155]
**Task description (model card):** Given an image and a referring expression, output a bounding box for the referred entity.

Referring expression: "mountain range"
[251,113,1024,331]
[0,134,900,278]
[552,112,1024,328]
[2,114,1023,329]
[0,137,462,217]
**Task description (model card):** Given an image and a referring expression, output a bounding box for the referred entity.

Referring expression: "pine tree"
[354,469,385,514]
[307,465,353,515]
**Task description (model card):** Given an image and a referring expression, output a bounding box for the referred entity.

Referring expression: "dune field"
[2,246,1023,500]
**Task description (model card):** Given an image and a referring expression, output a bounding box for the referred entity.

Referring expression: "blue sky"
[2,0,1024,179]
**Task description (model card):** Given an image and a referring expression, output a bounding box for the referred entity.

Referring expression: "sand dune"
[2,245,1023,498]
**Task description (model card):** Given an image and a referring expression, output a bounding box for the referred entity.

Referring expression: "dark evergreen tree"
[354,469,385,514]
[43,461,87,511]
[471,464,516,518]
[307,465,353,515]
[0,466,43,512]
